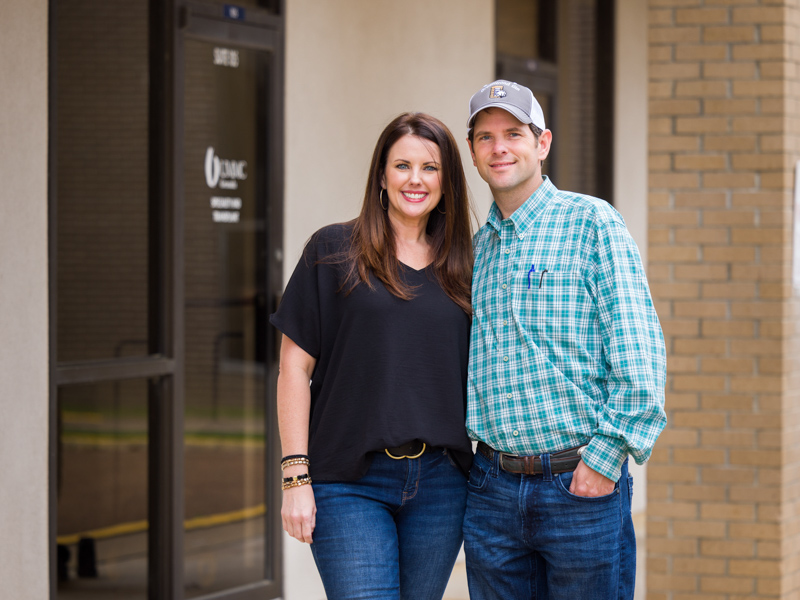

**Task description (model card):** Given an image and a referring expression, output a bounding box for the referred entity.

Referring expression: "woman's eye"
[424,165,438,172]
[396,164,409,170]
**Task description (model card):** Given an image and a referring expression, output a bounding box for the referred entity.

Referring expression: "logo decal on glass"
[204,147,248,190]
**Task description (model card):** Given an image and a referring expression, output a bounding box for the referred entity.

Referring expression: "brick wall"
[647,1,800,598]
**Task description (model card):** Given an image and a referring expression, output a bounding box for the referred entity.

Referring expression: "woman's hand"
[276,334,318,543]
[281,483,316,544]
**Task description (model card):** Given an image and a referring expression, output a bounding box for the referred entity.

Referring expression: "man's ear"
[537,129,553,162]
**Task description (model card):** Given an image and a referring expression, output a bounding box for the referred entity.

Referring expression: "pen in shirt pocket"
[526,264,548,289]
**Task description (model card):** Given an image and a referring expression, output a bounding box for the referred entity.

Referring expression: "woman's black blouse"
[269,223,473,481]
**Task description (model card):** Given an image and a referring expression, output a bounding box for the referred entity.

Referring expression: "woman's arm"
[277,334,317,544]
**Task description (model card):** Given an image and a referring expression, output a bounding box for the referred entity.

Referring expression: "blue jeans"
[463,448,636,600]
[310,449,468,600]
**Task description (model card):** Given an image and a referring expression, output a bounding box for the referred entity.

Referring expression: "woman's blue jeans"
[463,447,636,600]
[310,449,468,600]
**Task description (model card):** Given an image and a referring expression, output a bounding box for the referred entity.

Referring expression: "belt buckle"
[385,442,426,460]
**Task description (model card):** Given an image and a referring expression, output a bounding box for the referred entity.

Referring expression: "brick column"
[647,1,800,598]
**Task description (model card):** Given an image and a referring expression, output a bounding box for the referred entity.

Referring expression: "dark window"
[496,0,614,203]
[56,379,151,597]
[56,0,150,363]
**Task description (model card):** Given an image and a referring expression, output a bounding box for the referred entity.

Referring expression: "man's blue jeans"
[310,449,468,600]
[463,447,636,600]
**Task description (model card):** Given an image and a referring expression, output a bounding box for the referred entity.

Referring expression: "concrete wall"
[283,1,493,597]
[0,0,50,598]
[614,0,649,519]
[283,0,494,284]
[615,0,649,265]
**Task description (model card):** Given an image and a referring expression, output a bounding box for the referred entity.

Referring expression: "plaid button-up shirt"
[467,177,667,481]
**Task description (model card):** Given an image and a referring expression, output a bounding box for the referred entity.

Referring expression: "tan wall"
[647,1,799,597]
[283,1,493,597]
[615,0,649,264]
[0,0,50,598]
[283,0,494,284]
[782,2,800,596]
[614,0,650,521]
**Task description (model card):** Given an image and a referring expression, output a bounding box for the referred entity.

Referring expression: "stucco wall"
[615,0,648,265]
[0,0,50,598]
[283,0,494,284]
[614,0,649,519]
[283,2,493,598]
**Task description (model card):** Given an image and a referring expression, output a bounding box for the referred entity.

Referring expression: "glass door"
[180,9,282,599]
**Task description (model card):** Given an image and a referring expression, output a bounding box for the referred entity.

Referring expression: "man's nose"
[492,140,508,155]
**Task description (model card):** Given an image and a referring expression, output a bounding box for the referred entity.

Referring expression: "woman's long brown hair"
[338,112,473,314]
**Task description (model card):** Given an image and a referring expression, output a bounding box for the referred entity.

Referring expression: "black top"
[269,223,473,481]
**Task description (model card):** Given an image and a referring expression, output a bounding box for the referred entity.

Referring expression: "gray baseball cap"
[467,79,546,131]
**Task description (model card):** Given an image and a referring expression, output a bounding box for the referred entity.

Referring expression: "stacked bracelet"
[282,477,312,491]
[281,457,310,471]
[281,454,309,463]
[282,473,311,484]
[281,454,310,470]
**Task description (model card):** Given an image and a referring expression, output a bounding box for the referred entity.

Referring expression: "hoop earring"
[380,188,388,211]
[437,196,446,215]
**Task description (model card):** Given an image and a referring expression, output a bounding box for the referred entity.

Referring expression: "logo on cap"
[489,85,507,99]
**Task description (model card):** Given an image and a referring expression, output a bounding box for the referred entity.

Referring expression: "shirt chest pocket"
[513,270,590,343]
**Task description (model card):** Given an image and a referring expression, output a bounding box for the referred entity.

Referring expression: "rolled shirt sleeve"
[581,221,667,481]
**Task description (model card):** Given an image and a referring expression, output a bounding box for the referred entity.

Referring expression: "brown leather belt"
[477,441,586,475]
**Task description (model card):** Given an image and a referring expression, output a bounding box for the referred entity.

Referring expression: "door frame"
[47,1,285,598]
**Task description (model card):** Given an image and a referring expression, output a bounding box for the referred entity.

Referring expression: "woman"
[269,112,473,600]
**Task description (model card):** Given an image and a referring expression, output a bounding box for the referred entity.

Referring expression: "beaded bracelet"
[281,457,310,471]
[282,477,312,491]
[281,454,309,463]
[282,473,311,484]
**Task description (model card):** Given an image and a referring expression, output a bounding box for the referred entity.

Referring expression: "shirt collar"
[485,176,558,239]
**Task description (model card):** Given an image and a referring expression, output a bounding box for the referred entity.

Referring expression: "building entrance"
[50,2,284,599]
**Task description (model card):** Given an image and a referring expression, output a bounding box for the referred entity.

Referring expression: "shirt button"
[513,430,519,436]
[506,393,512,399]
[502,284,507,289]
[503,320,508,325]
[505,249,510,255]
[503,356,509,362]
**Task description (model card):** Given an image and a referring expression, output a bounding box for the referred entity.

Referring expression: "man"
[463,79,666,599]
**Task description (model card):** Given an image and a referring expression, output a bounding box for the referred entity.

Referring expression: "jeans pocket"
[467,457,489,491]
[555,471,620,502]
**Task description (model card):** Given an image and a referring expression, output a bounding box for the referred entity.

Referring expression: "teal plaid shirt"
[467,177,667,481]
